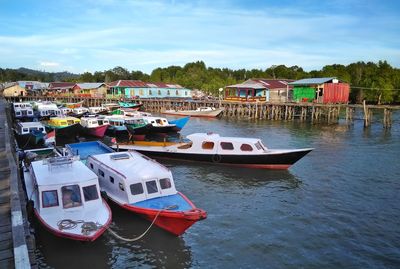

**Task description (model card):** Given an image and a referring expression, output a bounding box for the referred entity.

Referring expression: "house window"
[158,90,161,95]
[185,91,188,96]
[130,89,135,96]
[176,90,179,96]
[130,183,144,195]
[42,190,59,208]
[240,144,253,151]
[139,89,144,96]
[220,142,234,150]
[167,90,170,96]
[202,141,214,150]
[98,169,104,177]
[146,180,158,194]
[160,178,172,189]
[61,185,82,208]
[149,90,152,95]
[83,185,99,201]
[109,176,114,184]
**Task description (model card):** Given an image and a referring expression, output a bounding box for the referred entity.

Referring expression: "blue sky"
[0,0,399,74]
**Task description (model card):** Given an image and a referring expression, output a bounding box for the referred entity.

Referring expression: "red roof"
[108,80,148,88]
[48,82,76,89]
[249,79,294,89]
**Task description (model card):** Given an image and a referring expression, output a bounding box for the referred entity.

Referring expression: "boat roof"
[89,152,171,183]
[18,122,44,128]
[49,117,80,121]
[186,133,262,144]
[31,157,98,186]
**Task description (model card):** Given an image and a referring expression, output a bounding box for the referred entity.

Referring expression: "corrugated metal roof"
[108,80,186,89]
[226,82,267,89]
[75,83,105,89]
[227,79,293,90]
[289,77,337,85]
[48,82,76,89]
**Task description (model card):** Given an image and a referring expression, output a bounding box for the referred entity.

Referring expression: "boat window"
[202,141,214,150]
[110,176,114,184]
[23,128,29,133]
[146,180,158,194]
[90,163,93,169]
[254,141,264,150]
[220,142,234,150]
[60,121,67,125]
[119,182,125,191]
[16,112,21,115]
[83,185,99,201]
[61,185,82,208]
[160,178,172,189]
[240,144,253,151]
[98,169,104,177]
[130,183,144,195]
[177,142,192,149]
[39,128,44,132]
[42,190,59,208]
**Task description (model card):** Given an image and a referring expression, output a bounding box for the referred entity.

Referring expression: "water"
[34,114,400,269]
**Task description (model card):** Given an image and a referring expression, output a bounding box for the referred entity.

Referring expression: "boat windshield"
[61,185,82,208]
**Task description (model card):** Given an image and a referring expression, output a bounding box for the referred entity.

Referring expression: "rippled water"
[34,113,400,269]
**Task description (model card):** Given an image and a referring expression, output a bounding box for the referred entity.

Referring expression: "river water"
[34,113,400,269]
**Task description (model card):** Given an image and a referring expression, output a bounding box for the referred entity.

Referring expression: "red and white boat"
[23,155,112,241]
[86,152,206,236]
[80,116,110,138]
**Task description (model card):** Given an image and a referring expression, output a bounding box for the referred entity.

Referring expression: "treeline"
[1,61,400,104]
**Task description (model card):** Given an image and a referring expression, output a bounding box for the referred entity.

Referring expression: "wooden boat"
[12,102,35,120]
[65,101,84,109]
[60,107,73,116]
[118,101,143,110]
[86,152,206,235]
[71,107,89,118]
[43,117,82,137]
[22,155,112,241]
[35,102,63,119]
[14,122,46,149]
[80,116,110,138]
[125,118,151,136]
[142,116,178,133]
[112,133,313,169]
[168,116,190,131]
[111,108,151,117]
[101,103,120,112]
[163,107,224,118]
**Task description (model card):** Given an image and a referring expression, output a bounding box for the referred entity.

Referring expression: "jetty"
[6,96,400,129]
[0,98,36,268]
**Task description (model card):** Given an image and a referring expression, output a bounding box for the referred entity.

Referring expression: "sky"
[0,0,399,74]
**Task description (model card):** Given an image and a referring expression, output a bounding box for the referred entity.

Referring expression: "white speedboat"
[23,156,112,241]
[80,116,110,138]
[162,107,224,117]
[86,152,206,236]
[12,102,35,119]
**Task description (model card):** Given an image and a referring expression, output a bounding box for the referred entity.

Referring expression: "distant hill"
[0,67,80,82]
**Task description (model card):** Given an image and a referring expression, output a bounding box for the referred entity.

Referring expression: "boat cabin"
[60,107,72,115]
[143,116,171,127]
[16,122,46,135]
[14,107,34,118]
[28,156,103,213]
[181,133,268,154]
[37,103,62,117]
[72,107,89,115]
[47,117,80,127]
[13,102,32,110]
[88,107,106,114]
[86,152,176,205]
[125,118,146,127]
[80,117,110,128]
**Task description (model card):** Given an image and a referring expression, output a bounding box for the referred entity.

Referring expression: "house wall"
[2,85,27,97]
[108,87,191,99]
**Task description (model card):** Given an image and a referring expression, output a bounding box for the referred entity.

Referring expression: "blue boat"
[169,116,190,131]
[66,141,114,163]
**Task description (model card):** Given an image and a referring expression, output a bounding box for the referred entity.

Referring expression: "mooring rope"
[55,205,178,241]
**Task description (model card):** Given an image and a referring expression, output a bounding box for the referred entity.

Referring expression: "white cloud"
[39,61,60,67]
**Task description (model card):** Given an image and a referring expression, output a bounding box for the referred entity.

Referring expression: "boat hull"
[163,108,224,118]
[45,123,82,138]
[109,193,206,236]
[14,132,45,149]
[83,124,109,138]
[124,148,313,169]
[169,116,190,131]
[125,123,152,135]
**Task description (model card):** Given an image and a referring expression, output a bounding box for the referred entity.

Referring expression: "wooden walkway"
[0,99,36,268]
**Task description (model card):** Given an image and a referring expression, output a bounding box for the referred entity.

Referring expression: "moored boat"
[88,106,108,115]
[65,101,84,109]
[22,155,112,241]
[14,122,47,149]
[66,141,114,163]
[71,107,89,118]
[86,152,206,235]
[111,132,313,169]
[101,103,120,112]
[118,101,143,110]
[12,102,35,120]
[80,116,110,138]
[142,116,178,133]
[43,117,82,137]
[163,107,224,118]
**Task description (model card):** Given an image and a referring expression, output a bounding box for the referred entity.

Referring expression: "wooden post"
[363,100,369,127]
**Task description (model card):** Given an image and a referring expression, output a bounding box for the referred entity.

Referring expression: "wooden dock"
[0,99,36,268]
[6,96,400,128]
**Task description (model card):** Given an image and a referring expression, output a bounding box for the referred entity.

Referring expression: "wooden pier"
[6,96,400,129]
[0,99,36,268]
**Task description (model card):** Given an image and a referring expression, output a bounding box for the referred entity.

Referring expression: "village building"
[1,82,27,97]
[224,79,293,102]
[107,80,192,99]
[289,77,350,103]
[17,81,48,95]
[72,83,107,98]
[46,82,76,96]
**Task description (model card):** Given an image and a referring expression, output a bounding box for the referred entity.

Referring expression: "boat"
[65,101,84,109]
[111,133,313,169]
[66,141,114,163]
[111,108,151,117]
[35,102,63,119]
[60,107,73,116]
[88,107,108,115]
[22,155,112,241]
[105,115,129,133]
[86,152,206,235]
[43,117,82,138]
[162,107,224,117]
[71,107,89,118]
[14,122,47,149]
[142,116,178,133]
[101,103,120,112]
[12,102,35,120]
[80,116,110,138]
[125,118,151,137]
[168,116,190,131]
[118,101,143,110]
